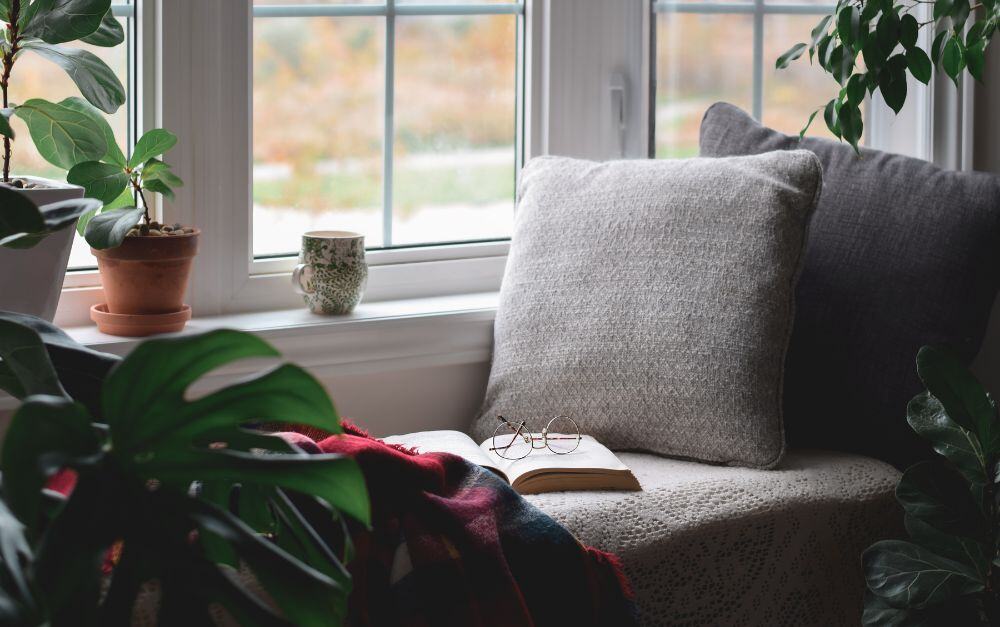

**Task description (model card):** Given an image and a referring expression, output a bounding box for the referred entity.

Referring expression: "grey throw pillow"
[469,152,824,468]
[700,102,1000,468]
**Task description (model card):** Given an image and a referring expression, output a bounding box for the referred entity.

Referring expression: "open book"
[381,430,641,495]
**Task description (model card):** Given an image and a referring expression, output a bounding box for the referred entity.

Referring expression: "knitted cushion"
[699,102,1000,468]
[469,153,823,468]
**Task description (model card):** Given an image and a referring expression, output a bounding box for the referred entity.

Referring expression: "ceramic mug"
[292,231,368,315]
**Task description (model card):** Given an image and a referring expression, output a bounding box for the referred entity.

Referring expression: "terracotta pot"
[92,230,200,316]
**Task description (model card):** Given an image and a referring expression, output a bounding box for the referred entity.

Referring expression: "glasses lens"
[492,423,531,460]
[545,416,581,455]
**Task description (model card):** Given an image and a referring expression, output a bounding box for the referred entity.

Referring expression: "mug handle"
[292,263,315,295]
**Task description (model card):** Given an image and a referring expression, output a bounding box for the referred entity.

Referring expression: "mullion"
[383,0,396,247]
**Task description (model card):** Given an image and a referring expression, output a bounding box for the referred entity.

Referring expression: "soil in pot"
[93,223,200,317]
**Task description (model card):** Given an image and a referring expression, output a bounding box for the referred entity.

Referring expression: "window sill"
[1,292,499,411]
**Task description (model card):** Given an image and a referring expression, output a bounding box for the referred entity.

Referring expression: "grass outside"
[253,162,515,217]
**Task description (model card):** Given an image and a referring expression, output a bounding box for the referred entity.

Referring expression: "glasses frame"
[489,415,582,460]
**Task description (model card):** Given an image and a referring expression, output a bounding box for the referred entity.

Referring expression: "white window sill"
[1,292,499,411]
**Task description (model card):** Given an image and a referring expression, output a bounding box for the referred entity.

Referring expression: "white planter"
[0,177,84,321]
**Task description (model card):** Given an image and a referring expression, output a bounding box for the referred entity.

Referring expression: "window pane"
[391,14,516,247]
[255,1,384,5]
[253,17,385,256]
[762,13,860,141]
[7,18,130,269]
[654,12,753,158]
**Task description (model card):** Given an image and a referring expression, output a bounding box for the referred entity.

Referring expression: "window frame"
[55,0,955,328]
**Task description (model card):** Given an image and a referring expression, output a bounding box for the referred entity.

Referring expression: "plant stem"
[1,0,21,184]
[132,177,152,225]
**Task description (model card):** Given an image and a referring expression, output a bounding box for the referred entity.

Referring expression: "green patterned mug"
[292,231,368,315]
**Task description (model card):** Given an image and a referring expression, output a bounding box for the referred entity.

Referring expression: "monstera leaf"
[0,314,370,625]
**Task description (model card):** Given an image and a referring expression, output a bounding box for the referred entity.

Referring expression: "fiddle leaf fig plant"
[0,0,126,180]
[777,0,997,152]
[0,311,370,626]
[862,346,1000,625]
[68,126,184,249]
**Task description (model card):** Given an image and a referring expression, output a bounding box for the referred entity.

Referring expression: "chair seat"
[525,450,902,626]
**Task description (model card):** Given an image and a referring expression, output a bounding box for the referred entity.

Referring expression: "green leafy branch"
[0,0,126,182]
[68,124,185,250]
[777,0,997,152]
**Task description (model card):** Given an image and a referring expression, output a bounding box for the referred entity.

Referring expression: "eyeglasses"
[489,415,582,460]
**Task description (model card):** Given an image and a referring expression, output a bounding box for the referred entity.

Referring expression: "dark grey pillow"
[700,102,1000,468]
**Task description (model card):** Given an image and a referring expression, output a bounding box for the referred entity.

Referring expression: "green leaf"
[0,185,44,246]
[14,98,106,170]
[810,15,832,50]
[20,0,111,44]
[0,311,118,416]
[799,108,820,139]
[863,540,984,609]
[0,108,14,140]
[838,5,862,48]
[79,9,123,46]
[842,103,863,151]
[0,318,66,398]
[916,346,1000,457]
[942,35,966,87]
[950,0,971,27]
[67,160,129,204]
[776,42,808,69]
[137,364,342,449]
[1,395,99,528]
[907,391,988,488]
[77,186,131,235]
[934,0,954,19]
[863,36,887,72]
[83,206,142,250]
[128,129,178,169]
[895,461,987,539]
[876,9,901,58]
[0,0,9,22]
[931,30,949,64]
[102,330,280,440]
[862,589,983,626]
[824,98,841,138]
[21,41,126,114]
[904,515,989,580]
[878,54,908,113]
[142,178,174,200]
[846,73,868,105]
[966,38,986,82]
[0,490,36,624]
[59,96,125,167]
[35,196,101,234]
[141,158,184,188]
[899,14,918,49]
[906,46,933,84]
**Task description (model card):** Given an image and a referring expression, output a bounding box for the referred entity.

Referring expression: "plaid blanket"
[284,425,637,627]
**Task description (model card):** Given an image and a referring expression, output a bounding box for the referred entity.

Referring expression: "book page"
[382,430,508,481]
[478,434,631,485]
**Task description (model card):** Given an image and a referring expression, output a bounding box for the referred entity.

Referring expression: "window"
[14,1,136,270]
[651,0,846,158]
[251,1,524,258]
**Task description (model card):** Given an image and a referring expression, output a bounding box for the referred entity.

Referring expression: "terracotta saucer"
[90,303,192,337]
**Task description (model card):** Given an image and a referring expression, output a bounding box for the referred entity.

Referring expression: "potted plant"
[67,127,194,336]
[0,310,370,625]
[862,347,1000,624]
[0,0,127,320]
